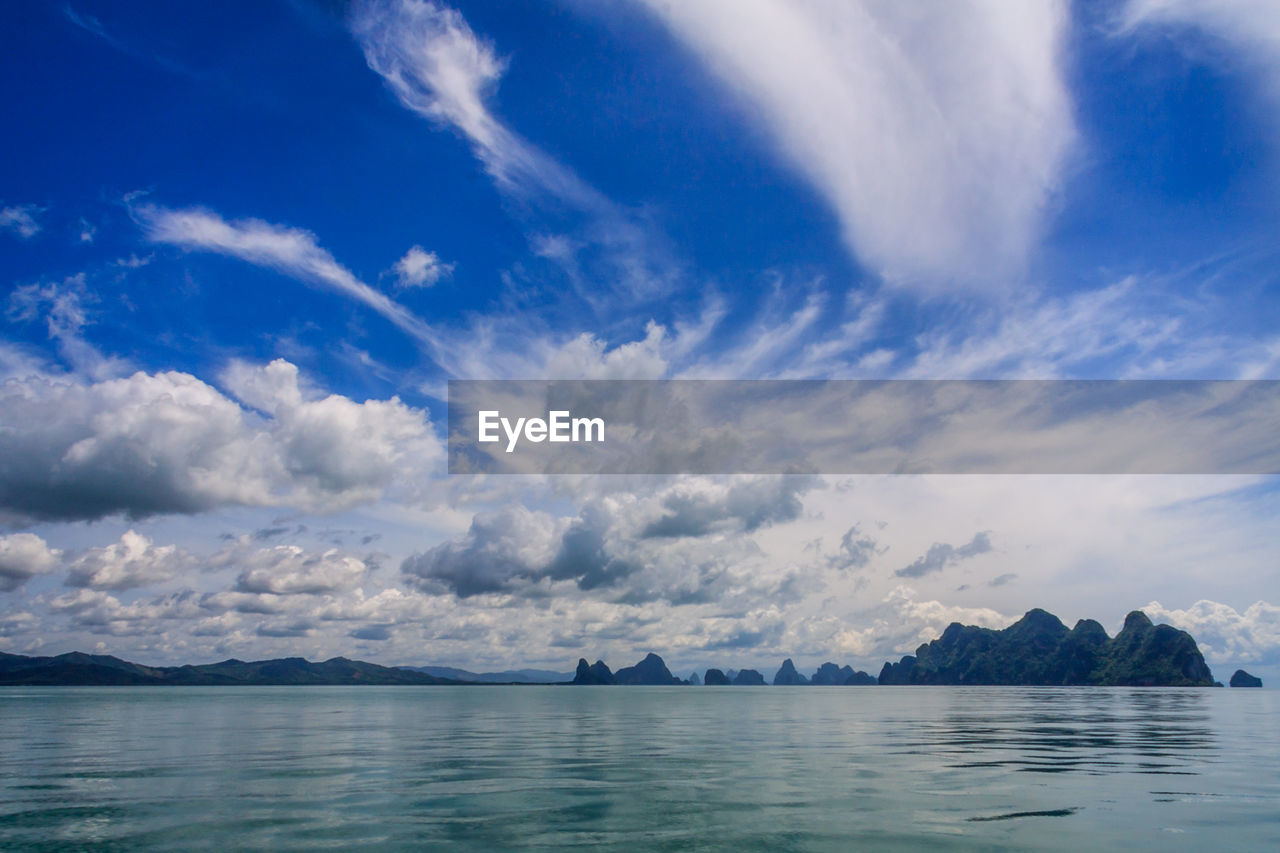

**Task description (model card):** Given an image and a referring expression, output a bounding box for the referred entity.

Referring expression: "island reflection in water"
[887,688,1217,776]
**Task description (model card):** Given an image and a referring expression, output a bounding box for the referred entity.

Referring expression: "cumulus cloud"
[0,204,42,239]
[65,530,192,591]
[402,506,562,597]
[0,533,62,592]
[403,476,819,601]
[0,358,440,523]
[640,476,814,538]
[391,245,452,288]
[230,545,370,595]
[31,533,385,646]
[1142,599,1280,666]
[895,531,993,578]
[638,0,1076,287]
[220,359,441,502]
[136,204,441,353]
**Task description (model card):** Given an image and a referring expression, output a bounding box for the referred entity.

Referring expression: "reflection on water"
[0,686,1277,851]
[888,688,1218,775]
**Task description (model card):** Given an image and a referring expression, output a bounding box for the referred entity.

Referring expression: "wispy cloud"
[1120,0,1280,104]
[637,0,1077,289]
[7,274,128,379]
[895,532,993,579]
[351,0,602,207]
[350,0,675,300]
[135,204,443,355]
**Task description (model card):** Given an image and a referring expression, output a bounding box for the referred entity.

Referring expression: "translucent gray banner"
[447,380,1280,475]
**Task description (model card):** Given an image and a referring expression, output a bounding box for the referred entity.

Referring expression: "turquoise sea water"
[1,686,1277,851]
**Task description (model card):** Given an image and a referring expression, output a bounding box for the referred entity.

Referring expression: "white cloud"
[0,204,43,239]
[1142,598,1280,667]
[0,359,441,522]
[0,534,62,592]
[637,0,1076,288]
[65,530,192,591]
[392,245,452,288]
[136,204,442,354]
[220,359,442,503]
[227,544,370,596]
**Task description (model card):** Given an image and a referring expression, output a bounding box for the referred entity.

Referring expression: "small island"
[1230,669,1263,688]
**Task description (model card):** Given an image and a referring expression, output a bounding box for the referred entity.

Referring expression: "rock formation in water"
[613,652,682,685]
[704,668,731,685]
[572,658,616,685]
[1229,669,1263,688]
[732,668,766,685]
[773,658,808,685]
[877,609,1216,686]
[688,671,702,686]
[807,662,877,685]
[810,662,851,685]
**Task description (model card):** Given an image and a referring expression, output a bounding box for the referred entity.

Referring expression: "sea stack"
[773,659,808,685]
[572,658,616,685]
[1230,669,1263,688]
[704,668,731,685]
[613,652,681,685]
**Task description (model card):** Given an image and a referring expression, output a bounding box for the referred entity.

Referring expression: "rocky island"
[1230,669,1263,688]
[877,609,1216,686]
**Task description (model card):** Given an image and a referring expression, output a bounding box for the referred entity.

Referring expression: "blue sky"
[1,0,1278,679]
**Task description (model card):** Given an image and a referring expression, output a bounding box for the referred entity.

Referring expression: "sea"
[1,685,1276,851]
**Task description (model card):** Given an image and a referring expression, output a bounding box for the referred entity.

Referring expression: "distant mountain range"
[0,652,465,686]
[0,609,1259,688]
[398,665,572,683]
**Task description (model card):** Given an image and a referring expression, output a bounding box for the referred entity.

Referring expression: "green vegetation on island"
[877,609,1216,686]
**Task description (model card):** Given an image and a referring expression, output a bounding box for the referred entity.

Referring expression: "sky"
[1,0,1278,681]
